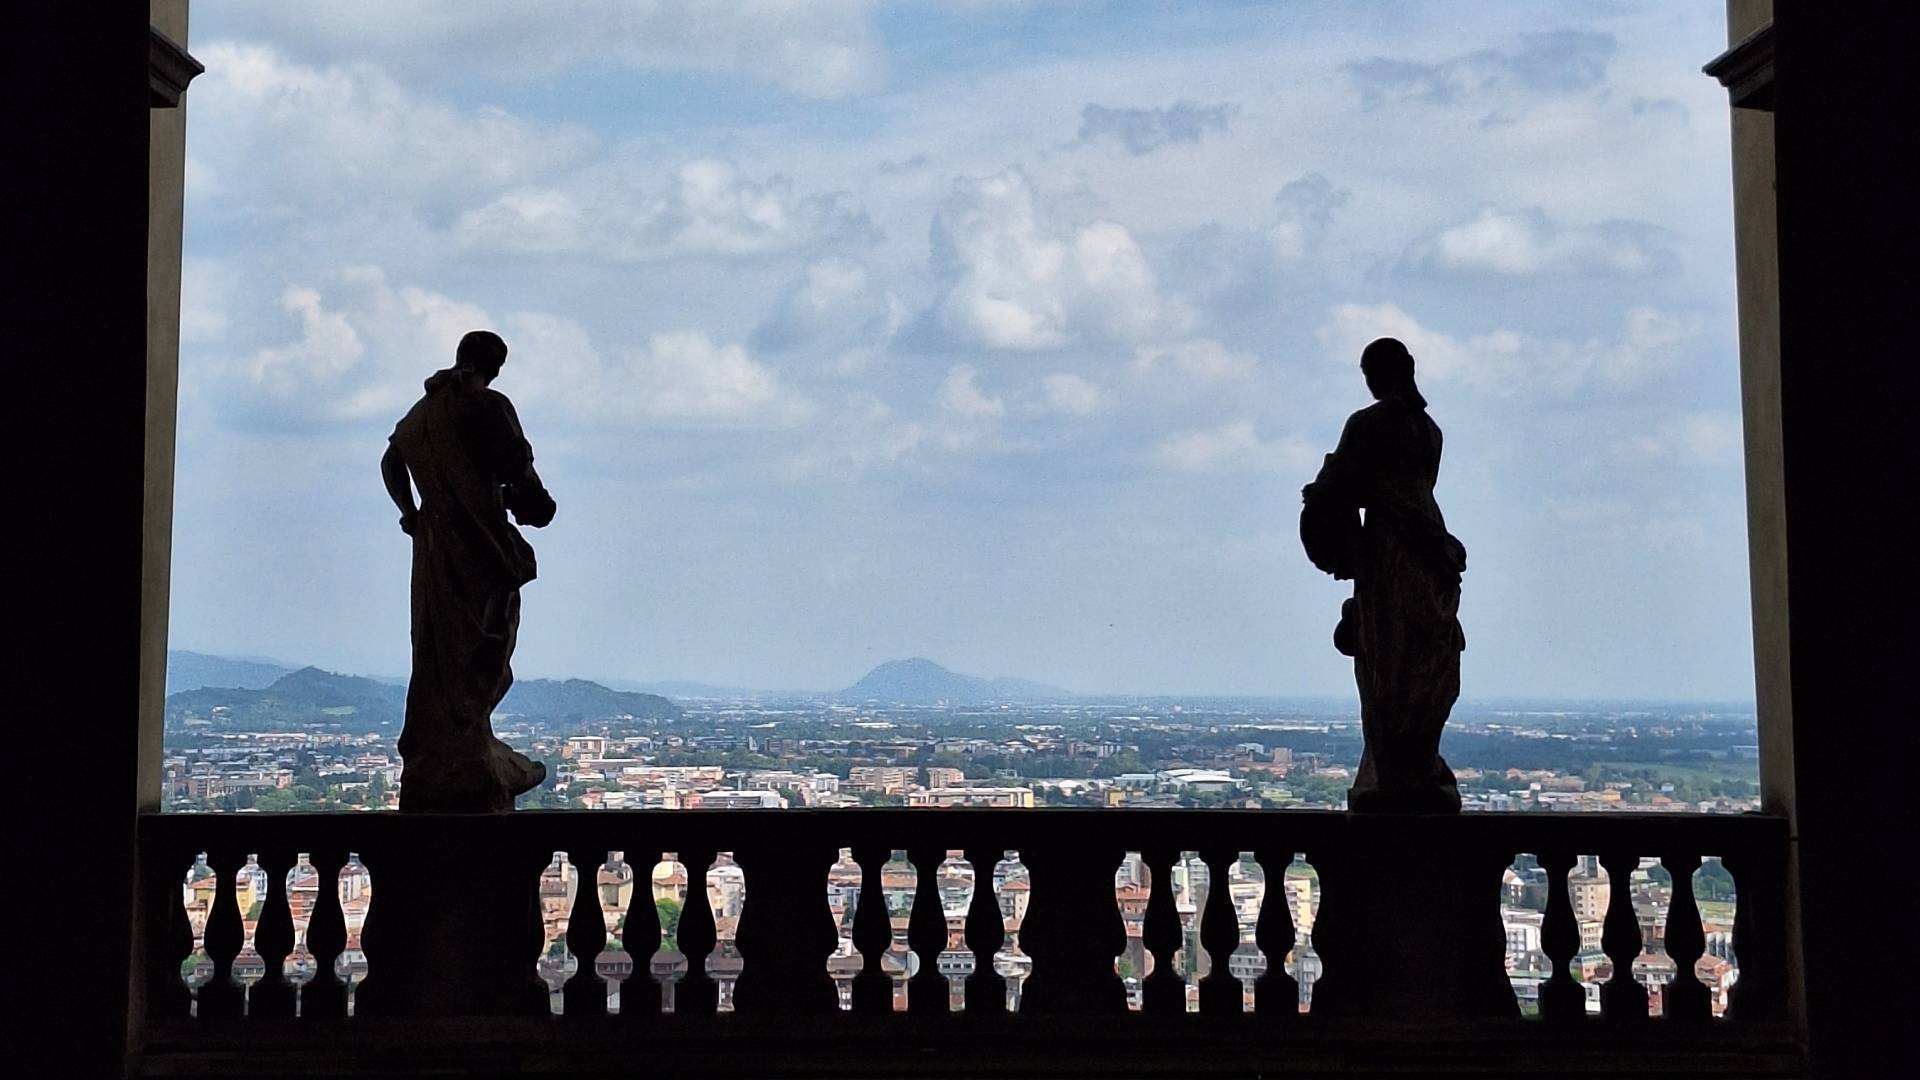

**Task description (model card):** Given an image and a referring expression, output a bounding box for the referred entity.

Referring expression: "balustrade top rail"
[136,808,1799,1078]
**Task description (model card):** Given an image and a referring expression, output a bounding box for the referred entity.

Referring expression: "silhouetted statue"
[383,330,556,812]
[1301,337,1466,813]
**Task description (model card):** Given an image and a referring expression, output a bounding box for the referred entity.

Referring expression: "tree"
[655,897,682,949]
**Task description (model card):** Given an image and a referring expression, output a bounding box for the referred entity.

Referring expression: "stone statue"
[1301,337,1466,813]
[382,330,556,812]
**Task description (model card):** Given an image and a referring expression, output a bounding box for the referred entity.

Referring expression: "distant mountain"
[168,666,679,731]
[166,650,295,695]
[599,677,769,700]
[497,678,681,720]
[839,658,1070,704]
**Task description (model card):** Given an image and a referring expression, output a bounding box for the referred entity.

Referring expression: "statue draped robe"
[387,369,555,813]
[1306,396,1467,813]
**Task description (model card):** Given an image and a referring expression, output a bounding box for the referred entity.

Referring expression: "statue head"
[1360,337,1426,408]
[454,330,509,384]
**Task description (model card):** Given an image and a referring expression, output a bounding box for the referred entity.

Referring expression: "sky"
[169,0,1755,700]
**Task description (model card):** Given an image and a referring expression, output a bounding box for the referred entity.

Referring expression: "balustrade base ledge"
[131,1019,1805,1079]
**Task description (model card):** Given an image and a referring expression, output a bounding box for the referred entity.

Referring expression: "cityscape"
[163,653,1761,817]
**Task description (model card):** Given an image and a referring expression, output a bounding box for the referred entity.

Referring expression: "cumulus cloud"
[928,168,1188,351]
[457,158,877,262]
[1345,30,1617,109]
[1154,420,1316,474]
[1612,412,1743,467]
[1039,373,1109,416]
[1318,301,1700,399]
[938,364,1007,419]
[214,267,805,429]
[1544,496,1707,553]
[247,285,367,401]
[222,266,477,424]
[1164,173,1348,320]
[1132,338,1257,382]
[1271,173,1350,259]
[618,330,811,427]
[752,257,907,374]
[1402,207,1673,277]
[211,0,887,99]
[783,392,928,477]
[180,258,235,345]
[1075,101,1238,155]
[191,44,596,215]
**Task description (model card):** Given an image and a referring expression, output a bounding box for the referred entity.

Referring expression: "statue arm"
[381,441,418,535]
[1304,412,1371,504]
[486,393,556,528]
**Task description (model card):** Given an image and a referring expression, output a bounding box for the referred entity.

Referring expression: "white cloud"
[1039,373,1109,416]
[1545,495,1633,525]
[928,168,1188,351]
[1544,496,1708,553]
[192,44,596,214]
[1318,301,1700,399]
[1344,31,1618,109]
[213,0,887,99]
[1075,101,1237,155]
[753,258,906,374]
[1153,419,1315,474]
[225,265,488,424]
[1613,411,1743,467]
[1132,338,1257,382]
[784,392,929,477]
[938,364,1007,419]
[214,267,805,429]
[1270,173,1349,260]
[246,285,367,402]
[1404,206,1670,276]
[179,258,235,345]
[617,330,810,427]
[457,158,876,262]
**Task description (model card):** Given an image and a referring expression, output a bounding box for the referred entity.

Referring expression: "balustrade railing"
[135,809,1797,1075]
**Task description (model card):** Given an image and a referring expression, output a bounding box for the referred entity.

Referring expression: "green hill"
[167,666,679,731]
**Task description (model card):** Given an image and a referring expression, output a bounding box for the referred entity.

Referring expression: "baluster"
[1535,851,1582,1022]
[1628,857,1677,1016]
[230,854,269,1017]
[333,854,372,1018]
[180,853,217,1018]
[1226,852,1267,1013]
[880,850,920,1011]
[936,850,976,1012]
[595,851,636,1015]
[825,847,863,1011]
[1564,854,1612,1017]
[1170,851,1211,1013]
[1113,851,1154,1012]
[991,850,1032,1013]
[283,854,321,1018]
[1281,854,1321,1015]
[537,852,579,1015]
[650,852,691,1014]
[1661,852,1709,1022]
[704,852,746,1013]
[1501,853,1551,1018]
[1597,850,1647,1023]
[1693,855,1740,1019]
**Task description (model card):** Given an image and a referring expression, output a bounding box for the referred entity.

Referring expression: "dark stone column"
[1769,6,1917,1075]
